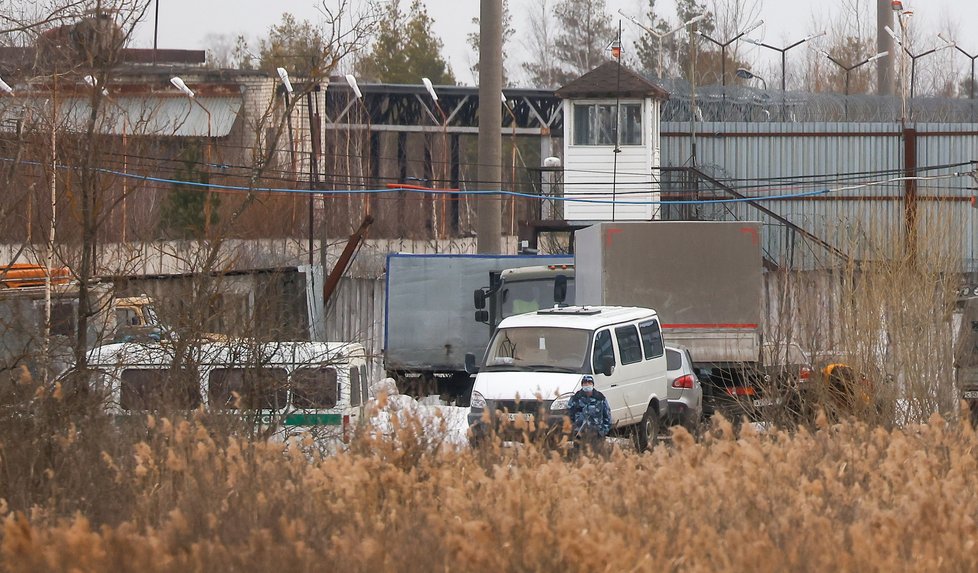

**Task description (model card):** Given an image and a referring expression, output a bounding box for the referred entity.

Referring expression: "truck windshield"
[500,279,576,318]
[484,327,589,372]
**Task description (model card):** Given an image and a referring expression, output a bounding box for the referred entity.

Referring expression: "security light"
[422,77,437,101]
[0,76,14,95]
[276,67,293,94]
[345,74,362,99]
[170,76,194,98]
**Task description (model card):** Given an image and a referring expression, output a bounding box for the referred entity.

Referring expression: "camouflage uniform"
[568,388,612,440]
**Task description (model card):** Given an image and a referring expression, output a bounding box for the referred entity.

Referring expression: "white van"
[466,306,669,450]
[83,340,370,442]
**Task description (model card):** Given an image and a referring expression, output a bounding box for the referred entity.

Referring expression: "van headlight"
[550,393,573,413]
[470,390,487,410]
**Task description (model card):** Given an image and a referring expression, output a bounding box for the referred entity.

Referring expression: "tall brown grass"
[3,385,978,572]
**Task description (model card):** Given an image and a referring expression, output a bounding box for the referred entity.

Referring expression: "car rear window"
[666,348,682,370]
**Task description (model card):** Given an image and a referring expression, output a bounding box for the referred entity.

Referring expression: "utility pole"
[877,0,895,96]
[477,0,502,253]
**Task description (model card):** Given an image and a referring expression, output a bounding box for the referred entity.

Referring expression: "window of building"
[572,102,643,146]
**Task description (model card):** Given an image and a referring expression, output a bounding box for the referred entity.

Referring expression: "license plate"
[753,398,775,407]
[507,413,534,422]
[964,391,978,399]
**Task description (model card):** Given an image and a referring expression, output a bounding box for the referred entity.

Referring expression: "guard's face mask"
[582,384,594,393]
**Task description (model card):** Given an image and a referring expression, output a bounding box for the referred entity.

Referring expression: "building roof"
[555,61,670,101]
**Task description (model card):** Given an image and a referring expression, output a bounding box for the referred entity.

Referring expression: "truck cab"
[474,264,575,332]
[466,305,668,451]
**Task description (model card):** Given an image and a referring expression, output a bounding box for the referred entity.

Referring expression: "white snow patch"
[366,378,471,446]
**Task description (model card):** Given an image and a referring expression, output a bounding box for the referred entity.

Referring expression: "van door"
[638,318,669,411]
[591,328,626,421]
[613,322,649,424]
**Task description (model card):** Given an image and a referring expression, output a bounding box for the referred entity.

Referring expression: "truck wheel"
[635,404,659,452]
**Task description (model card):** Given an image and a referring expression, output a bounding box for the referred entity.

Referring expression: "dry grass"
[3,386,978,572]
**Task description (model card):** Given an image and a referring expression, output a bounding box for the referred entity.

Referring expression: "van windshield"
[484,327,589,373]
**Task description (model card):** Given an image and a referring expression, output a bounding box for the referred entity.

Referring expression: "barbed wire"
[657,80,978,123]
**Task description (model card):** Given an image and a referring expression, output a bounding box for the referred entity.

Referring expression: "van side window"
[292,367,338,408]
[591,329,616,373]
[615,325,643,364]
[208,367,288,410]
[350,367,362,406]
[639,319,665,359]
[359,365,369,401]
[121,368,201,410]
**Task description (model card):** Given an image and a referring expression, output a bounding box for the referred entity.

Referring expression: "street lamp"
[421,77,449,238]
[345,74,363,99]
[735,67,767,90]
[742,31,825,119]
[84,74,134,242]
[618,10,705,78]
[939,33,978,106]
[170,76,214,234]
[816,49,889,120]
[0,76,14,95]
[698,19,764,91]
[345,74,374,217]
[884,24,954,117]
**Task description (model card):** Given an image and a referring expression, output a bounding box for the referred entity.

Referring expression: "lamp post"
[501,91,520,232]
[698,19,764,92]
[275,67,314,265]
[618,10,705,78]
[346,74,374,216]
[816,49,889,120]
[421,77,449,239]
[85,75,133,243]
[884,24,954,119]
[170,76,214,234]
[939,34,978,121]
[741,31,825,119]
[735,67,767,89]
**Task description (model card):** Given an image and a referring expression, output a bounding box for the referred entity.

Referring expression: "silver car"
[665,346,703,428]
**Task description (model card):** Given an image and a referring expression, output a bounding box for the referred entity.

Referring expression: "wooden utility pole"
[477,0,502,253]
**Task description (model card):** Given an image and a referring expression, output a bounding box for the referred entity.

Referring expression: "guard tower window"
[572,103,642,146]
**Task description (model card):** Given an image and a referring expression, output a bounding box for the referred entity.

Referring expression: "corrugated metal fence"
[661,122,978,272]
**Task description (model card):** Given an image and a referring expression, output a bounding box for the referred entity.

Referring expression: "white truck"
[473,263,575,333]
[383,253,573,402]
[573,221,790,421]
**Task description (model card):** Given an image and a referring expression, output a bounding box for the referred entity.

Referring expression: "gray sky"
[130,0,978,87]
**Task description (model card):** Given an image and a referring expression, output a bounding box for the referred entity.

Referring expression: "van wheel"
[635,405,659,452]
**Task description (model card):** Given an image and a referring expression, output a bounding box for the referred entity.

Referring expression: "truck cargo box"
[575,222,763,364]
[384,254,573,376]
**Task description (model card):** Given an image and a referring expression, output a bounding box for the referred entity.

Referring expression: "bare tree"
[520,0,562,88]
